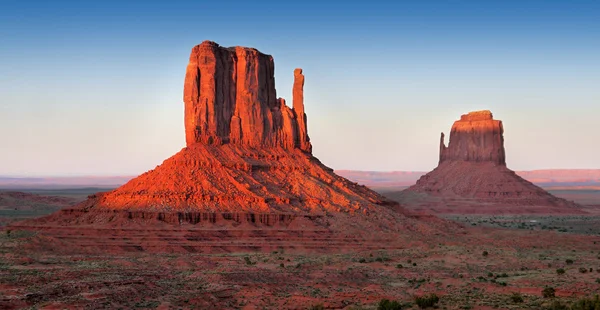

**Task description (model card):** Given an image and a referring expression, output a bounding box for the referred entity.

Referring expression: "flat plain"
[1,187,599,309]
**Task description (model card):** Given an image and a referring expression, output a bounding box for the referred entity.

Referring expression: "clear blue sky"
[1,0,599,176]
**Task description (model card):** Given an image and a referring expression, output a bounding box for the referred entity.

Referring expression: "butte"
[401,110,582,214]
[12,41,453,253]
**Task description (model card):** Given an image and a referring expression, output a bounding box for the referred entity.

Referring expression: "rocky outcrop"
[439,110,505,165]
[293,68,311,152]
[184,41,311,152]
[405,110,581,212]
[12,41,449,252]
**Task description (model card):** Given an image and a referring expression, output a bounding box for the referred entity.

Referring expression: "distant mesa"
[404,110,582,214]
[438,110,505,165]
[11,41,451,253]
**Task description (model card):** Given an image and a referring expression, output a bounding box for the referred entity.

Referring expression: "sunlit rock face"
[439,110,505,165]
[183,41,311,153]
[13,41,456,254]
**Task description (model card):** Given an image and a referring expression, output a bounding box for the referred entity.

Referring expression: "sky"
[1,0,599,176]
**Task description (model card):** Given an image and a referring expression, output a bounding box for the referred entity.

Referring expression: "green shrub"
[414,293,440,309]
[482,251,489,257]
[243,256,254,265]
[359,258,366,263]
[542,287,556,298]
[580,267,589,273]
[396,264,403,269]
[557,268,566,275]
[377,299,402,310]
[510,292,524,303]
[309,304,325,310]
[545,300,569,310]
[566,259,575,265]
[570,295,600,310]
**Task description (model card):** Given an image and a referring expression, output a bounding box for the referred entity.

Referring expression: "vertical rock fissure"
[183,41,311,153]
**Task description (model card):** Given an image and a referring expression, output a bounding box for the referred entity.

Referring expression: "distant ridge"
[3,169,600,190]
[335,169,600,191]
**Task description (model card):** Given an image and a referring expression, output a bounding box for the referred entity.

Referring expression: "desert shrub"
[557,268,566,275]
[243,256,254,265]
[496,272,508,278]
[482,251,489,257]
[596,278,600,284]
[359,258,366,263]
[545,300,569,310]
[376,257,384,262]
[542,287,556,298]
[396,264,403,269]
[414,293,440,309]
[412,263,417,267]
[510,292,524,303]
[487,272,494,277]
[566,259,575,265]
[377,299,402,310]
[309,304,325,310]
[570,295,600,310]
[580,267,589,273]
[279,263,284,268]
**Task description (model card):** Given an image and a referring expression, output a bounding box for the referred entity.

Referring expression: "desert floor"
[1,189,599,309]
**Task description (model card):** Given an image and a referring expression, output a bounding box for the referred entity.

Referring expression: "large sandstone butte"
[183,41,311,152]
[404,110,581,214]
[13,41,454,253]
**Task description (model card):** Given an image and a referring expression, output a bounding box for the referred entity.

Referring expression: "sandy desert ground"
[1,188,599,309]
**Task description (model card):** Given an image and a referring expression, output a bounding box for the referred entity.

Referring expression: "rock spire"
[183,41,311,152]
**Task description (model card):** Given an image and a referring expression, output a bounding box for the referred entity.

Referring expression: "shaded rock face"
[184,41,311,152]
[439,110,505,165]
[406,110,580,211]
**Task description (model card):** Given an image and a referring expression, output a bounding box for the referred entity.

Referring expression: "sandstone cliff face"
[184,41,311,152]
[439,110,505,165]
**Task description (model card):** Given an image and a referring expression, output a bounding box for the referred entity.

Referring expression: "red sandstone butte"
[405,110,581,213]
[439,110,505,165]
[12,41,454,253]
[183,41,311,152]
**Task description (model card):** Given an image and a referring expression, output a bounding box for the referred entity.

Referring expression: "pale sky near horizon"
[1,0,599,176]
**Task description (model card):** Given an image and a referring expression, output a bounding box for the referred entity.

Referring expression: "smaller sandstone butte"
[439,110,505,165]
[405,110,581,213]
[184,41,311,152]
